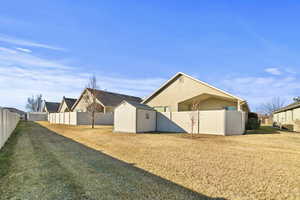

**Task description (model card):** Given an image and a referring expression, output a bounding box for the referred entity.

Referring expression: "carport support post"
[237,100,241,111]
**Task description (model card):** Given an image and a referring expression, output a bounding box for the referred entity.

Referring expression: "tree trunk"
[92,111,95,129]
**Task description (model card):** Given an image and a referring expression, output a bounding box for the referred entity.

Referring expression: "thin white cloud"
[265,67,281,75]
[0,46,71,69]
[218,74,300,111]
[0,47,165,110]
[0,34,65,51]
[0,66,164,110]
[16,47,32,53]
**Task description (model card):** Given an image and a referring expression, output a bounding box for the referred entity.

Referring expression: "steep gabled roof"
[64,97,77,109]
[44,102,60,113]
[273,101,300,114]
[72,88,142,110]
[142,72,246,104]
[58,97,77,112]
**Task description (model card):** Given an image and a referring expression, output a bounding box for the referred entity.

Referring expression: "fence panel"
[225,111,245,135]
[0,108,20,150]
[27,112,48,121]
[49,112,113,126]
[156,110,244,135]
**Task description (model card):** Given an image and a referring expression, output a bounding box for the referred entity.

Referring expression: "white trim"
[142,72,246,103]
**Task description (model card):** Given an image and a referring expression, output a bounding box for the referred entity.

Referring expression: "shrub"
[246,118,261,130]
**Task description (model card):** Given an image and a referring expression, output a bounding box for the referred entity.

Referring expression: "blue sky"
[0,1,300,111]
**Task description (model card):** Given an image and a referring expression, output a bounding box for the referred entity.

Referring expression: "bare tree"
[84,75,102,128]
[26,94,43,112]
[258,97,286,115]
[189,100,201,137]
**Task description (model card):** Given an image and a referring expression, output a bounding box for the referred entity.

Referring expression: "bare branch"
[84,75,102,128]
[257,97,286,115]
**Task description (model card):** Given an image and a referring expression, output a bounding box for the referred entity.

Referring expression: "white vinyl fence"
[157,110,246,135]
[49,112,114,125]
[0,108,20,150]
[27,112,48,121]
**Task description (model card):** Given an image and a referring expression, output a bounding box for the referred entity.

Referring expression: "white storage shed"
[114,101,156,133]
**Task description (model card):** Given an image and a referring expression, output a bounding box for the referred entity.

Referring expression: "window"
[154,106,170,112]
[145,113,150,119]
[224,106,237,111]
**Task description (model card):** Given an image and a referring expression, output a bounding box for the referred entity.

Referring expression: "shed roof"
[125,100,155,110]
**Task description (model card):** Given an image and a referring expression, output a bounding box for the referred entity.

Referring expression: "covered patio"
[177,93,248,112]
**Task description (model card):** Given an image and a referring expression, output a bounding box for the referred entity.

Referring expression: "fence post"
[197,110,200,134]
[0,108,3,149]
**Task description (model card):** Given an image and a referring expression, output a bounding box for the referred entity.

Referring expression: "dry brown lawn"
[38,122,300,200]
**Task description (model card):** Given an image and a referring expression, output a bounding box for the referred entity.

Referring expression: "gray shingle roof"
[125,100,154,110]
[87,88,142,107]
[45,102,60,113]
[273,101,300,114]
[64,97,77,110]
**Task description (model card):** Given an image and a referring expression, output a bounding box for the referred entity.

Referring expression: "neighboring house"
[57,97,77,112]
[273,101,300,126]
[42,101,60,113]
[258,114,273,125]
[143,72,249,112]
[71,88,142,113]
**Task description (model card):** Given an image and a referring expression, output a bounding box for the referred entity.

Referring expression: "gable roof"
[44,101,60,113]
[72,88,142,110]
[123,100,154,110]
[273,101,300,114]
[58,97,77,112]
[142,72,246,104]
[65,97,77,109]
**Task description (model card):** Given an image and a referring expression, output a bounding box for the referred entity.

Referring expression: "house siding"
[59,101,68,112]
[145,74,242,112]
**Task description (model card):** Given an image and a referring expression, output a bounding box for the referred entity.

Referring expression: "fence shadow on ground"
[30,121,226,200]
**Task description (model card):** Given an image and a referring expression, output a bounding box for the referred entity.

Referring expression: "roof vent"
[179,76,184,83]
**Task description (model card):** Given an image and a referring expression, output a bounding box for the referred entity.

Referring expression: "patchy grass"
[0,121,23,178]
[38,122,300,200]
[0,121,218,200]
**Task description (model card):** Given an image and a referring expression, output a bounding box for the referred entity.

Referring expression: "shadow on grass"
[0,121,24,178]
[245,126,281,135]
[29,121,226,200]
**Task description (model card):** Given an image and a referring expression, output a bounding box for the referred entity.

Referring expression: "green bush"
[246,118,261,130]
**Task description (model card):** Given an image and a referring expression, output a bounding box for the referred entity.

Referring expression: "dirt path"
[0,121,220,200]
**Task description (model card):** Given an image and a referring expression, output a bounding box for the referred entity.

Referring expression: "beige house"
[273,101,300,131]
[72,88,142,113]
[143,72,249,112]
[57,97,77,112]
